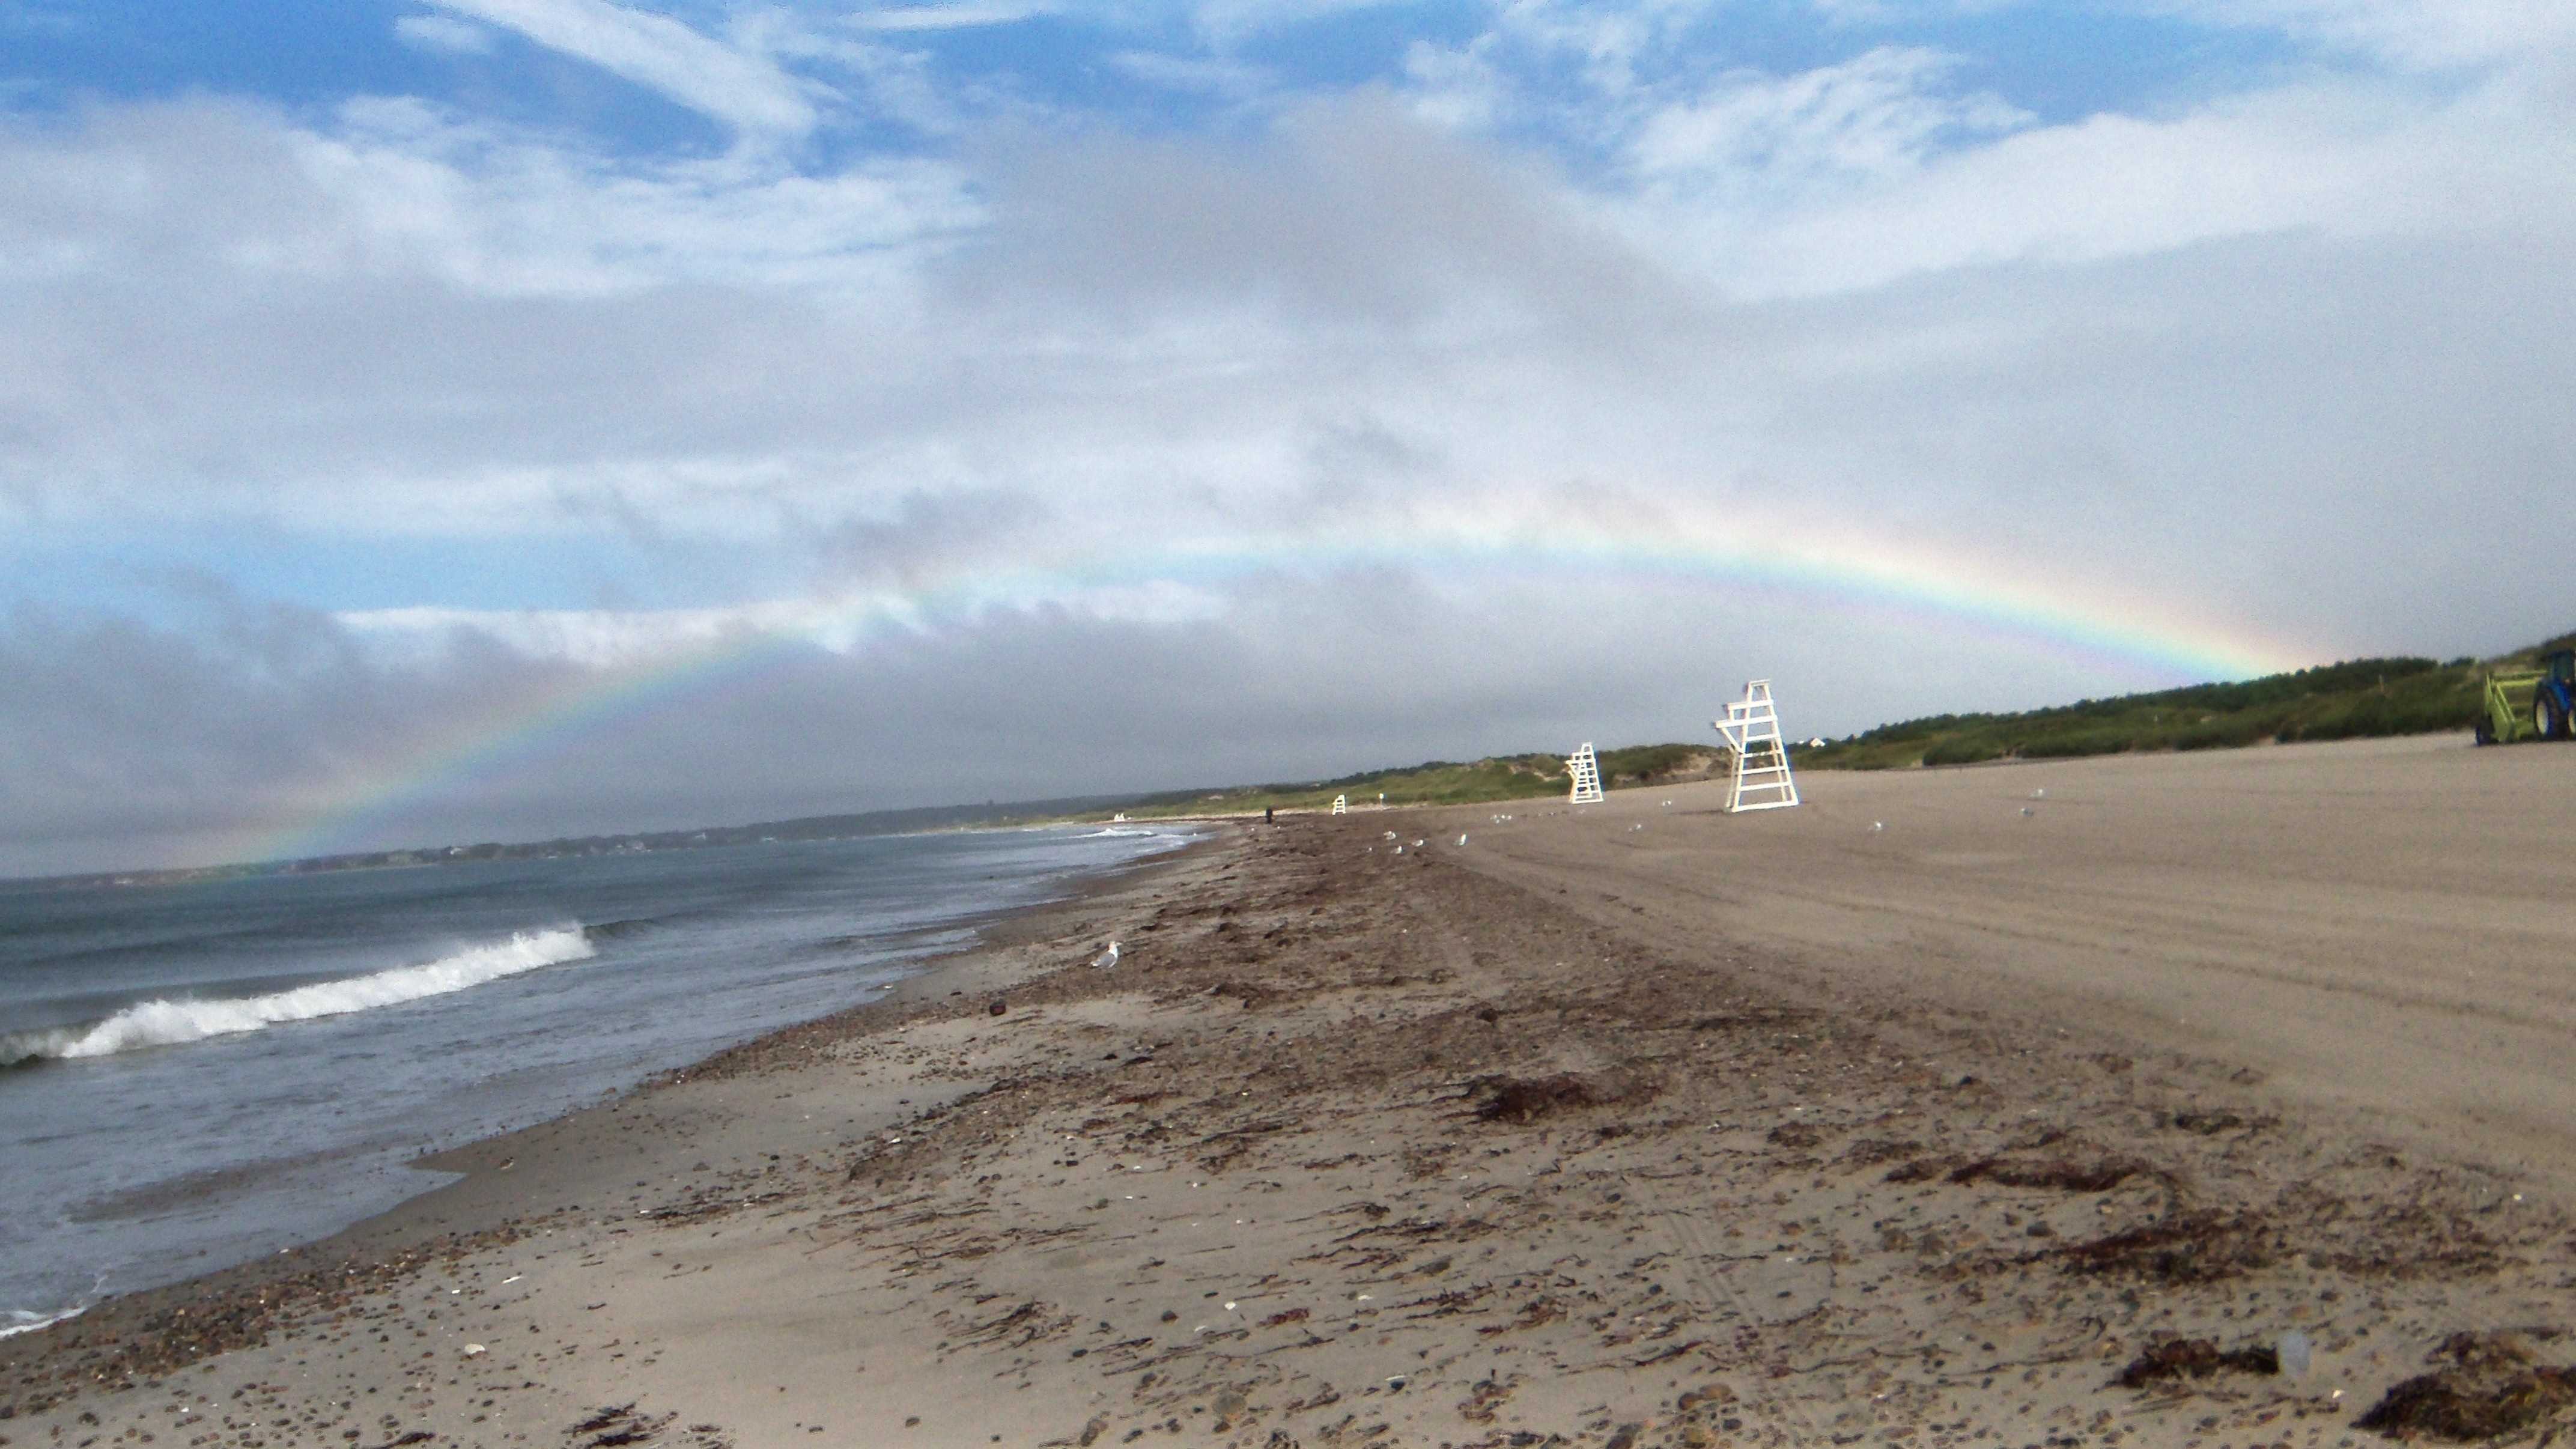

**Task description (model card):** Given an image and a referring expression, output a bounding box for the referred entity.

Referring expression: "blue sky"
[0,1,2334,212]
[2,0,2572,871]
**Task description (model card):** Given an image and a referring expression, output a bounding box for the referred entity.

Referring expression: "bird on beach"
[1092,942,1120,968]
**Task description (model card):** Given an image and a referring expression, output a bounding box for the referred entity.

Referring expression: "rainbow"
[236,507,2314,864]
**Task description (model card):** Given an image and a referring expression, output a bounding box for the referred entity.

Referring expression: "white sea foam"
[0,1304,88,1340]
[0,928,594,1066]
[1080,827,1160,838]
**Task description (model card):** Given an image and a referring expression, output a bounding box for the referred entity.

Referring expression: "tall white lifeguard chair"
[1331,794,1348,815]
[1714,680,1800,813]
[1566,743,1605,805]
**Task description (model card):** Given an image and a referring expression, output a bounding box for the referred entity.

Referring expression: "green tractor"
[2477,648,2576,744]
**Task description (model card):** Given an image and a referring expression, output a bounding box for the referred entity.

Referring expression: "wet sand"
[7,734,2576,1447]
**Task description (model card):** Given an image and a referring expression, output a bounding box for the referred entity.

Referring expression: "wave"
[1078,827,1163,838]
[2,1271,105,1340]
[583,916,666,942]
[0,1304,88,1340]
[0,928,595,1068]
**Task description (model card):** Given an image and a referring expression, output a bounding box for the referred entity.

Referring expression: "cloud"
[0,94,982,527]
[7,5,2576,873]
[1108,49,1277,100]
[1185,0,1415,52]
[852,2,1056,32]
[422,0,819,139]
[1805,0,2015,23]
[395,13,497,53]
[1400,35,1505,130]
[4,561,2142,875]
[2147,0,2576,70]
[1624,46,2032,196]
[1655,64,2576,296]
[0,592,557,873]
[965,93,1671,336]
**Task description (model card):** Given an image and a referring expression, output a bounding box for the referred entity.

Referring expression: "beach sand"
[8,732,2576,1447]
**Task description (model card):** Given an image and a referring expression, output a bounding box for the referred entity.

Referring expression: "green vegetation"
[1108,633,2576,817]
[93,636,2563,889]
[1105,744,1721,819]
[1797,645,2568,771]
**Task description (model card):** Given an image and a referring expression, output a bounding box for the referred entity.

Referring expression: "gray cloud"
[5,21,2575,873]
[5,566,2159,875]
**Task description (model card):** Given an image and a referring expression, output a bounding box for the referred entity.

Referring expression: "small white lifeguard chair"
[1715,680,1800,813]
[1566,743,1605,805]
[1331,794,1348,815]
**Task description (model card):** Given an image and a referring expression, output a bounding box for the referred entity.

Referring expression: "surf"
[0,927,594,1067]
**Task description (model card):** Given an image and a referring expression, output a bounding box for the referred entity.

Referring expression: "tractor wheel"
[2538,697,2557,741]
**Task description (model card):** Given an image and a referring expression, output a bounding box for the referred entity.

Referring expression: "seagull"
[1092,942,1121,968]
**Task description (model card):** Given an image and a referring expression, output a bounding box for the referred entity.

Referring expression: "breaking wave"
[0,928,595,1068]
[0,1304,88,1340]
[1078,827,1162,838]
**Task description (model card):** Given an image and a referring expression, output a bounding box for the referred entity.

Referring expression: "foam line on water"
[0,928,594,1066]
[0,1305,89,1340]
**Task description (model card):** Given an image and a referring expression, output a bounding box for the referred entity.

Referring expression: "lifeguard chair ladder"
[1566,743,1605,804]
[1715,680,1800,813]
[1331,794,1348,815]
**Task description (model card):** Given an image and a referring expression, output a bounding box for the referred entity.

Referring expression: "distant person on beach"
[1265,807,1274,824]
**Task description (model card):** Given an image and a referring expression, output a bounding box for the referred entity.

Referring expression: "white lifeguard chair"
[1566,743,1605,805]
[1331,794,1348,815]
[1715,680,1799,813]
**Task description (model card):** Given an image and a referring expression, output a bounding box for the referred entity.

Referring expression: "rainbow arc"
[240,517,2310,863]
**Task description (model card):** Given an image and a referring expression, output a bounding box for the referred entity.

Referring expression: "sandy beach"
[9,732,2576,1448]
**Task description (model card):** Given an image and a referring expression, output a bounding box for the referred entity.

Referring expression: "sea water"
[0,825,1190,1334]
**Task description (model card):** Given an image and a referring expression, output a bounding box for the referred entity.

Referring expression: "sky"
[2,0,2571,875]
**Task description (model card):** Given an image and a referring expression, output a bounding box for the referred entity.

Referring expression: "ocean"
[0,824,1192,1336]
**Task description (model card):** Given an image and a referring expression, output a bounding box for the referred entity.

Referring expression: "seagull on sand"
[1092,942,1121,969]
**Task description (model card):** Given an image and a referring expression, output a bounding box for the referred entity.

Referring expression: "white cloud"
[1108,49,1276,100]
[395,13,497,53]
[314,95,977,293]
[852,2,1055,31]
[1468,0,1725,108]
[1644,64,2576,296]
[1186,0,1414,51]
[424,0,819,139]
[2146,0,2576,70]
[335,573,1232,668]
[1804,0,2016,24]
[1401,35,1505,131]
[11,5,2576,870]
[1626,46,2031,196]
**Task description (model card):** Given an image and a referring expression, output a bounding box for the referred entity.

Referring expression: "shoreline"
[0,827,1225,1389]
[8,744,2576,1446]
